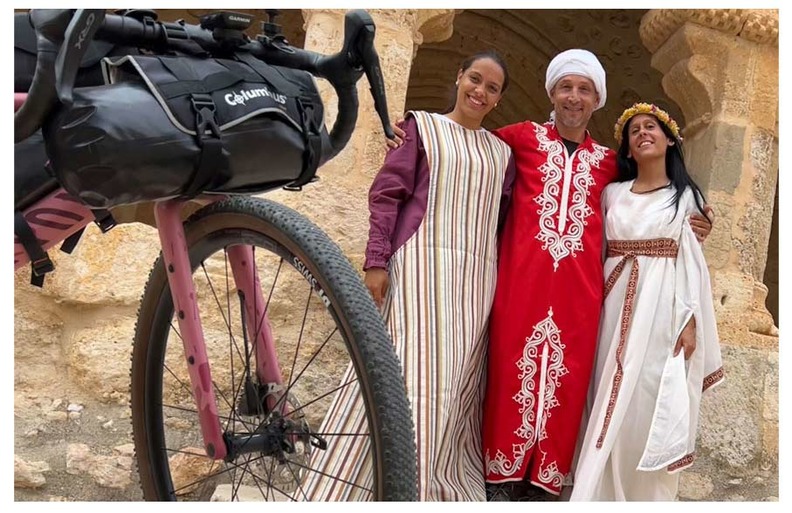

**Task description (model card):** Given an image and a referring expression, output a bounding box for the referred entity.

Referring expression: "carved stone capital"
[640,9,778,53]
[413,9,456,46]
[645,22,777,140]
[300,8,344,28]
[301,9,454,49]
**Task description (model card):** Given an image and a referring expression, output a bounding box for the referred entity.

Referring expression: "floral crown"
[613,102,682,145]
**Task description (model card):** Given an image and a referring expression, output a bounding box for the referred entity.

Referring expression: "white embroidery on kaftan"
[533,123,606,270]
[485,308,568,481]
[537,452,565,490]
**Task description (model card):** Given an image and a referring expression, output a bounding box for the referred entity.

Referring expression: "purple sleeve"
[364,116,423,271]
[498,154,516,231]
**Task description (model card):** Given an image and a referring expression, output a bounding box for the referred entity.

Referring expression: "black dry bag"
[44,52,327,208]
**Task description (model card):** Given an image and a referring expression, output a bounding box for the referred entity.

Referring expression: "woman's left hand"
[689,205,714,243]
[674,317,697,360]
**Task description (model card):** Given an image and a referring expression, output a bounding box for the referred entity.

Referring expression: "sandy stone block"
[761,422,778,468]
[66,443,133,489]
[699,192,735,270]
[14,290,69,392]
[114,444,136,457]
[762,351,778,422]
[720,50,754,119]
[65,443,93,475]
[706,123,747,194]
[40,223,160,306]
[749,48,779,131]
[168,448,216,497]
[678,472,714,500]
[64,315,135,401]
[44,411,69,422]
[698,345,765,469]
[14,455,50,489]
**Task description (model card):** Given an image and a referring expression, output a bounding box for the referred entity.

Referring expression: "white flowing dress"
[571,181,724,501]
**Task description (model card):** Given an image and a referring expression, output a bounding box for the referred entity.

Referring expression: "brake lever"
[55,9,106,105]
[29,9,76,44]
[345,11,394,140]
[15,9,75,142]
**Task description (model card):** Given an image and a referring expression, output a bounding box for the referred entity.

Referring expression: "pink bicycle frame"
[153,201,283,459]
[15,96,282,461]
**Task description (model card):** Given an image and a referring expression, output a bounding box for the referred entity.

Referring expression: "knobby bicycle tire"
[130,196,417,501]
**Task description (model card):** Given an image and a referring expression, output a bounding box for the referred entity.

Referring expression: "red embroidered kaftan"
[482,121,617,495]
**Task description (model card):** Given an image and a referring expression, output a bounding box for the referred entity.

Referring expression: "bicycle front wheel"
[131,197,417,501]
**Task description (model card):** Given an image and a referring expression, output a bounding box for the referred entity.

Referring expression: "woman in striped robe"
[303,51,516,501]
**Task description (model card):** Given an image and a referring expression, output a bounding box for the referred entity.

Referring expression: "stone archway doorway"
[403,8,778,326]
[404,9,683,148]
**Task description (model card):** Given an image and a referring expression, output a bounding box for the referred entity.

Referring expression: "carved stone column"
[641,9,778,341]
[640,8,778,474]
[265,9,455,269]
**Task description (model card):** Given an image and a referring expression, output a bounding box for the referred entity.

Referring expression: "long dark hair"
[616,116,710,224]
[442,50,510,113]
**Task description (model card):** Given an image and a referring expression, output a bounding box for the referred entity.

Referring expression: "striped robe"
[303,111,512,501]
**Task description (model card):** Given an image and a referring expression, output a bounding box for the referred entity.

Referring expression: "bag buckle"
[191,93,216,113]
[283,175,319,192]
[191,93,221,141]
[31,256,55,277]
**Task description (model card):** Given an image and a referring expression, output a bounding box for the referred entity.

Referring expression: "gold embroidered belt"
[596,238,679,449]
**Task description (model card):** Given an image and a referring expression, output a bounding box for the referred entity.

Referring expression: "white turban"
[545,49,607,110]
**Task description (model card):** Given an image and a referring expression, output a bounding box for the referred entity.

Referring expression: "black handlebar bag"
[44,53,326,208]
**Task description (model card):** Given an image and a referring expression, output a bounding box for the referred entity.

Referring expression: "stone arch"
[404,9,684,148]
[403,8,778,326]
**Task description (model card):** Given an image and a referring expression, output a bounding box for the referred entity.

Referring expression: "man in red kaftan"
[482,49,618,499]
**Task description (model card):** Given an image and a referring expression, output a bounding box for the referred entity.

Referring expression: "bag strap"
[182,93,224,198]
[215,59,266,84]
[158,71,245,99]
[156,57,225,198]
[234,52,304,98]
[92,208,117,233]
[60,227,85,254]
[14,210,53,287]
[284,96,323,190]
[60,207,116,254]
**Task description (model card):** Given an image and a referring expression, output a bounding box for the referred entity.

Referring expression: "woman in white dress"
[571,103,724,501]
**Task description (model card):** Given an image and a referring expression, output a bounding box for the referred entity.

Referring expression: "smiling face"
[453,57,505,125]
[626,113,674,163]
[549,74,599,131]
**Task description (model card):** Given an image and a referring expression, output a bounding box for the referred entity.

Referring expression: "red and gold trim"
[702,367,725,392]
[667,453,695,473]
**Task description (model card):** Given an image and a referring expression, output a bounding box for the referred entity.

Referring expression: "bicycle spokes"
[158,244,374,500]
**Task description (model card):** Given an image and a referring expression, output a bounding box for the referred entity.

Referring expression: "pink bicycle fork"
[154,200,284,461]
